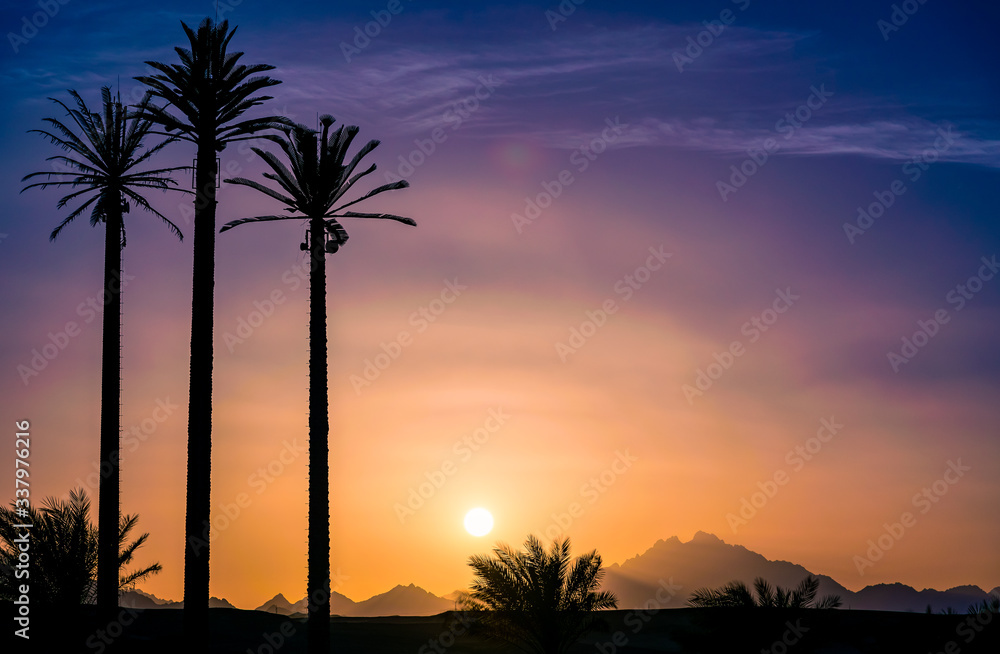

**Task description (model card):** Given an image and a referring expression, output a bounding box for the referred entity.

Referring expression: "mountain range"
[123,531,998,615]
[252,583,454,617]
[600,531,998,613]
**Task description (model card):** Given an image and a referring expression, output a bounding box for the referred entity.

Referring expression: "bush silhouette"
[688,574,842,609]
[459,535,618,654]
[0,488,161,610]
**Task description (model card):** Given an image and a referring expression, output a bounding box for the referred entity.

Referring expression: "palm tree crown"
[221,114,415,233]
[22,87,185,241]
[135,18,289,150]
[460,535,618,654]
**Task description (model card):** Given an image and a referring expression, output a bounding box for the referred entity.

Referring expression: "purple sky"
[1,0,998,607]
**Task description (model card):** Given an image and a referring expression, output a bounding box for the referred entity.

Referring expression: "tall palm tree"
[688,574,842,609]
[21,87,184,625]
[134,18,289,640]
[459,535,619,654]
[220,115,415,654]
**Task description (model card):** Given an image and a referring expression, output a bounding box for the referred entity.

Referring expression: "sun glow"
[464,508,494,537]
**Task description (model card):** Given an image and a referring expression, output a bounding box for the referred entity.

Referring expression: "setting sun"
[464,508,494,537]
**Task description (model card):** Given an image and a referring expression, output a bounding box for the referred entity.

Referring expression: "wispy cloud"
[615,117,1000,166]
[260,20,1000,166]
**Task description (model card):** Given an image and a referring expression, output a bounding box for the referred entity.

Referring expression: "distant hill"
[120,589,172,609]
[119,590,235,610]
[603,531,996,613]
[254,584,454,617]
[352,583,455,616]
[850,583,994,612]
[255,592,303,615]
[254,590,357,616]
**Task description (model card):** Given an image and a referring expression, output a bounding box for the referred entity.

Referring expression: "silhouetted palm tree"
[458,535,618,654]
[221,115,415,654]
[688,574,842,608]
[0,488,162,609]
[21,88,183,624]
[135,18,288,640]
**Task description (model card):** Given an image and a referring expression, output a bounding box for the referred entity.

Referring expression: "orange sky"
[7,173,999,608]
[2,0,999,611]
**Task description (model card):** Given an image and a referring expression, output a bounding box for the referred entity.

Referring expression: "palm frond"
[329,210,417,226]
[220,214,304,233]
[690,575,842,610]
[462,536,617,654]
[0,489,160,607]
[330,179,409,214]
[224,175,296,208]
[217,116,417,248]
[137,18,286,149]
[23,86,186,242]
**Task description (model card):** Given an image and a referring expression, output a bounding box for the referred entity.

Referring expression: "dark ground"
[4,602,998,653]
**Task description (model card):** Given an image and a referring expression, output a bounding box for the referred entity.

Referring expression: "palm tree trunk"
[184,145,217,644]
[97,199,123,627]
[307,215,330,654]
